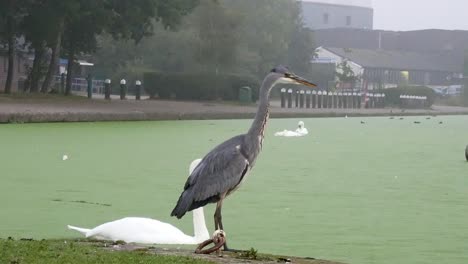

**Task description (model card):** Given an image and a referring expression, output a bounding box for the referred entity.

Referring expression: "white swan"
[67,159,209,244]
[274,121,309,137]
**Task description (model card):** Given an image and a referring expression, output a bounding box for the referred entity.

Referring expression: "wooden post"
[333,92,338,108]
[280,88,286,108]
[86,74,93,99]
[312,90,317,108]
[104,79,111,100]
[323,91,328,109]
[306,90,311,108]
[135,80,142,100]
[317,91,323,109]
[300,90,305,108]
[357,93,362,108]
[295,90,299,108]
[120,79,127,100]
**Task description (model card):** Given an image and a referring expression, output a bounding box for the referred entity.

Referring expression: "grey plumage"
[170,66,316,250]
[465,145,468,162]
[171,135,249,218]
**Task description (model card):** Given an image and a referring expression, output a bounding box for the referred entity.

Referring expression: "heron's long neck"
[192,207,209,241]
[247,74,277,142]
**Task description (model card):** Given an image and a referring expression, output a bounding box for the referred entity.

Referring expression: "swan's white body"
[67,159,209,245]
[274,121,308,137]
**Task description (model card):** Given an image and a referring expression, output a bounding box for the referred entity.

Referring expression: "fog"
[373,0,468,31]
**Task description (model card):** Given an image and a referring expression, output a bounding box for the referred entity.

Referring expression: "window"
[346,16,352,26]
[323,13,329,24]
[3,56,6,73]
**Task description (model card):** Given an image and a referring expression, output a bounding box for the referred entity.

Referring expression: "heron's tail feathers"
[67,225,91,236]
[171,190,194,219]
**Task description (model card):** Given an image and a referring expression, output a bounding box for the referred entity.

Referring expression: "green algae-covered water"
[1,116,467,264]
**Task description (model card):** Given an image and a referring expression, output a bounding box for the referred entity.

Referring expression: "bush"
[143,72,260,101]
[383,86,436,107]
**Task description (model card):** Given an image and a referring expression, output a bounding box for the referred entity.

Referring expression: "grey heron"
[170,66,316,250]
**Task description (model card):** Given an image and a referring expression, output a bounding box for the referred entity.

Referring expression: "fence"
[280,89,386,109]
[53,75,105,94]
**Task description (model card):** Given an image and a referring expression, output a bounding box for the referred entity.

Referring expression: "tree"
[222,0,305,78]
[93,0,314,88]
[192,0,240,74]
[287,28,315,78]
[335,60,358,90]
[0,0,27,94]
[63,0,199,95]
[62,0,108,95]
[21,0,74,93]
[40,1,72,93]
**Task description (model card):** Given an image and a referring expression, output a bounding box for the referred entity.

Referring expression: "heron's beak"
[286,74,317,88]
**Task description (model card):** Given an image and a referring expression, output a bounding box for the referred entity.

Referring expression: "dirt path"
[1,96,467,123]
[107,242,346,264]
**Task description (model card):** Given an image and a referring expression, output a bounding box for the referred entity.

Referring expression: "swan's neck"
[192,207,209,241]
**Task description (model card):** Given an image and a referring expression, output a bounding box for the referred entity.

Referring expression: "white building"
[314,46,463,91]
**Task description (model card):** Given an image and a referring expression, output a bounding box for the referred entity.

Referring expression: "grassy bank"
[0,238,213,264]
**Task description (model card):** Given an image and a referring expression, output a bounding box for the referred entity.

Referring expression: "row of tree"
[0,0,199,94]
[92,0,316,85]
[1,0,316,96]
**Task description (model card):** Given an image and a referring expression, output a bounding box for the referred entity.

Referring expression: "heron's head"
[270,65,317,88]
[298,121,305,128]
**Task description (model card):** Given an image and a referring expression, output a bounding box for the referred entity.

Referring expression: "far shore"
[1,95,467,123]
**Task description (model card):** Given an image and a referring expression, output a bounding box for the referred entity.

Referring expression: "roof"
[323,47,463,73]
[301,0,372,8]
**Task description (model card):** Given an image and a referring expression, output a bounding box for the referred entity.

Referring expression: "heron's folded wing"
[186,140,249,202]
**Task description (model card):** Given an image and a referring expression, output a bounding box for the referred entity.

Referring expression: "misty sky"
[373,0,468,31]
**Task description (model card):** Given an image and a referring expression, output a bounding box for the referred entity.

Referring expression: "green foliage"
[192,0,240,74]
[335,60,358,83]
[143,72,259,101]
[383,86,436,107]
[239,247,258,260]
[0,238,212,264]
[287,27,316,77]
[94,0,314,83]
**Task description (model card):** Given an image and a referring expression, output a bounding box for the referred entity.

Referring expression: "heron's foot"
[195,230,226,255]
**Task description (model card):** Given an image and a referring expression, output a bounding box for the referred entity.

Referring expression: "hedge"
[383,86,436,107]
[143,72,260,101]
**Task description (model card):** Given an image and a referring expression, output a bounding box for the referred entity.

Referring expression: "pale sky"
[373,0,468,31]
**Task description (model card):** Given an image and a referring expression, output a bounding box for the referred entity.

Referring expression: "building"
[314,28,468,54]
[301,0,373,30]
[314,47,464,91]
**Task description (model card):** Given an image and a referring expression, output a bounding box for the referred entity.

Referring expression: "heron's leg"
[214,198,224,231]
[214,195,233,251]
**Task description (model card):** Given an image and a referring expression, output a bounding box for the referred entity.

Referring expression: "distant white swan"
[67,159,209,244]
[274,121,308,137]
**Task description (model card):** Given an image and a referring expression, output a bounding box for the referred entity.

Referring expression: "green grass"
[0,116,467,264]
[0,238,212,264]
